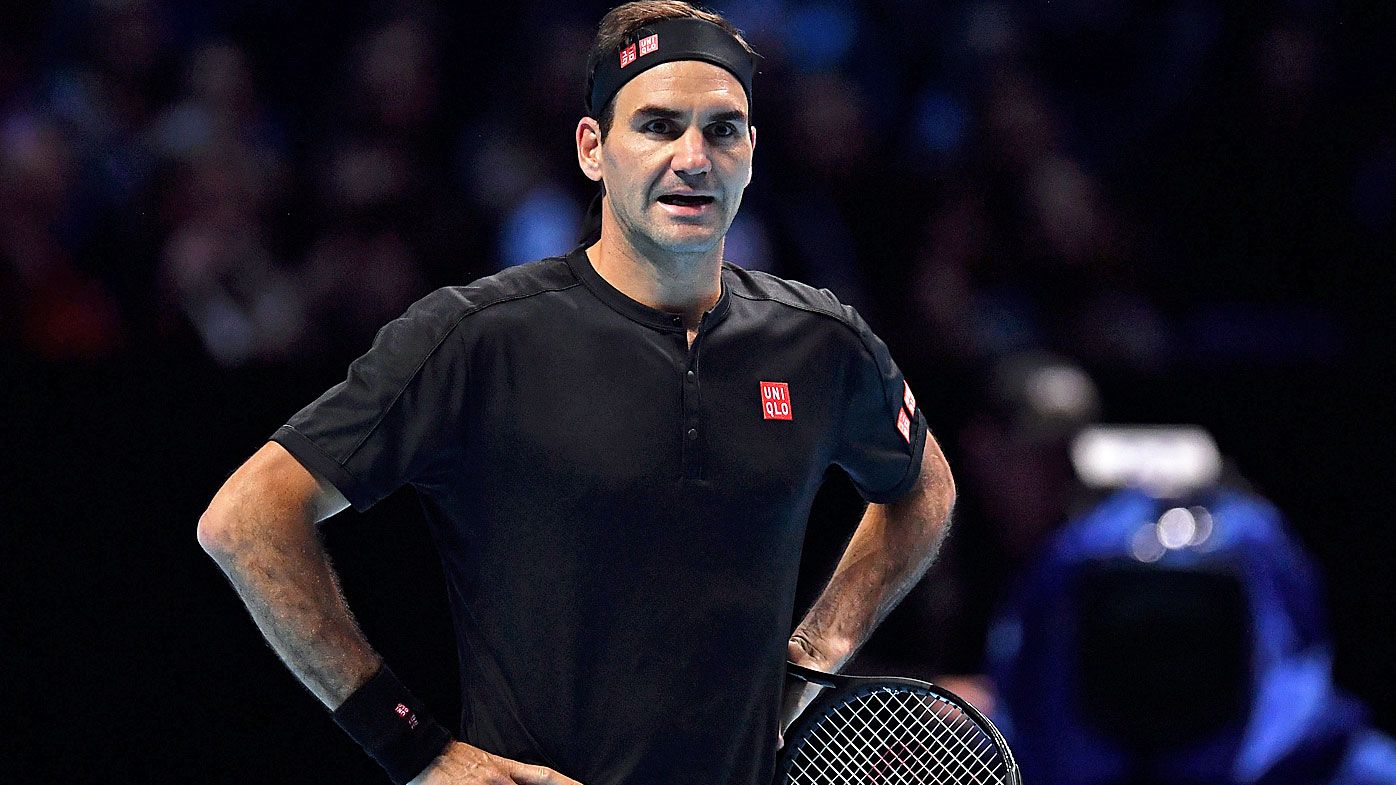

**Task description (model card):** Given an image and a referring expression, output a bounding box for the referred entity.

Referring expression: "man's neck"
[585,226,724,330]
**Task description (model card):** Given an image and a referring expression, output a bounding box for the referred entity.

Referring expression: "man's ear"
[746,124,756,186]
[577,117,604,183]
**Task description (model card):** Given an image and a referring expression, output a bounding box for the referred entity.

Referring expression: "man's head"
[585,2,756,139]
[576,2,758,255]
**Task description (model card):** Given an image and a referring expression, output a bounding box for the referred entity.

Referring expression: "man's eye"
[708,122,736,138]
[644,120,674,134]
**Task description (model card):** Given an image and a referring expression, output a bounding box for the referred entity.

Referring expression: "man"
[197,3,955,784]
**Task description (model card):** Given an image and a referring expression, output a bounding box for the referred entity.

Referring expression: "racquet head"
[775,663,1022,785]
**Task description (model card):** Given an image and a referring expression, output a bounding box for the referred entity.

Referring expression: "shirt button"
[687,428,698,441]
[686,370,696,382]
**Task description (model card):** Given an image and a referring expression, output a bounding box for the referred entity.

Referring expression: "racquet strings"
[785,686,1012,785]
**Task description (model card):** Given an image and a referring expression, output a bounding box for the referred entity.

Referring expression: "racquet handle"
[785,661,840,688]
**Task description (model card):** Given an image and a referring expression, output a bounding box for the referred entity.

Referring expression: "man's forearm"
[201,503,380,708]
[792,442,955,671]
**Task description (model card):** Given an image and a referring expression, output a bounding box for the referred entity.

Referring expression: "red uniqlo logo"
[760,381,793,421]
[903,380,916,413]
[394,703,419,729]
[638,34,659,57]
[619,43,638,67]
[896,408,912,443]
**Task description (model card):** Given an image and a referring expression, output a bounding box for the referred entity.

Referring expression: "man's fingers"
[776,676,826,752]
[506,760,584,785]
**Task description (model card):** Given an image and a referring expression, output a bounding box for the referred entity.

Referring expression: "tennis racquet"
[775,662,1022,785]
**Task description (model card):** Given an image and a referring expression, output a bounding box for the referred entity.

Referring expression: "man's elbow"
[197,502,242,561]
[934,452,956,509]
[198,441,326,559]
[197,477,265,561]
[919,436,956,522]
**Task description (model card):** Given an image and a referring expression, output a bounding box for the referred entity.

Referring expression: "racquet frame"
[776,662,1023,785]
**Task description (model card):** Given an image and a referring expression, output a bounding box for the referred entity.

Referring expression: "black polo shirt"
[271,245,928,785]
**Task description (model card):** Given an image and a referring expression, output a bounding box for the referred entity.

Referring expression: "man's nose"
[672,126,711,176]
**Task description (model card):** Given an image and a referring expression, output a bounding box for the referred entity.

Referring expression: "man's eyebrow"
[632,105,749,124]
[632,105,684,121]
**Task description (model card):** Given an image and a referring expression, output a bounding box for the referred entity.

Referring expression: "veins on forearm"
[795,537,907,668]
[795,485,952,670]
[215,520,379,708]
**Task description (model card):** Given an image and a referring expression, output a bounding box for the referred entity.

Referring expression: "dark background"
[4,0,1393,782]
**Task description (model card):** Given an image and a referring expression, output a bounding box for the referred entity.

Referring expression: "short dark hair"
[586,1,756,139]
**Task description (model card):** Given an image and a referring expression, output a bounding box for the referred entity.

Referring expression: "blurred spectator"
[959,353,1102,563]
[909,63,1170,368]
[1,114,126,358]
[300,12,454,349]
[455,20,591,270]
[848,352,1101,689]
[353,16,442,137]
[152,38,305,366]
[158,211,307,366]
[300,227,425,348]
[149,41,285,167]
[761,71,877,312]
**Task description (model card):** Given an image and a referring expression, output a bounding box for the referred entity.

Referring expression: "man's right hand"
[408,742,583,785]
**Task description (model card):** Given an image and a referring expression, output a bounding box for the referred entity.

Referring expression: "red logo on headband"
[639,34,659,57]
[619,43,638,68]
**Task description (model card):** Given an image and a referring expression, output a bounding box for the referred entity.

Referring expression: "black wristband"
[333,665,453,784]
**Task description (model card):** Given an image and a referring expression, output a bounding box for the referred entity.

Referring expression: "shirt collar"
[565,244,731,333]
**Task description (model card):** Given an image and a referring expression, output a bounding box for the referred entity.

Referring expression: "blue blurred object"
[497,184,582,269]
[784,2,859,72]
[914,87,970,157]
[987,486,1396,784]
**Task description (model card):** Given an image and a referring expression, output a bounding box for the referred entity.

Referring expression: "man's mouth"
[657,194,716,206]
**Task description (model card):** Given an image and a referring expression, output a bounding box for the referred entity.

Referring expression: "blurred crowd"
[3,0,1390,368]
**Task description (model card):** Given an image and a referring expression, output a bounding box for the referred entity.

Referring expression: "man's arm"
[790,428,956,672]
[777,430,954,741]
[197,442,581,785]
[197,440,374,704]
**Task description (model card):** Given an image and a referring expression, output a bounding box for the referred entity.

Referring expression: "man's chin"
[647,225,724,255]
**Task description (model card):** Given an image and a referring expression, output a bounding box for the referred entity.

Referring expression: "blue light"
[785,3,859,72]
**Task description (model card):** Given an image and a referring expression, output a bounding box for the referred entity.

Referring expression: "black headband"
[586,17,756,119]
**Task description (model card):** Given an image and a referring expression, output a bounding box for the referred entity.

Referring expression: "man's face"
[584,60,755,255]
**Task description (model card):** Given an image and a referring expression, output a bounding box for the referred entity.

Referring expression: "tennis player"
[197,3,955,784]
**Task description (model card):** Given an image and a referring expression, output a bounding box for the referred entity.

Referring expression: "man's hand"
[408,742,584,785]
[776,636,832,749]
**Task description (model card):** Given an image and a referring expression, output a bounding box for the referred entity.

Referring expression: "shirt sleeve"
[270,288,473,511]
[830,303,927,504]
